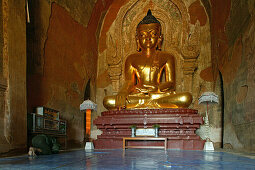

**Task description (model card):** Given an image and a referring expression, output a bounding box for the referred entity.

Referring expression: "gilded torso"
[125,51,175,93]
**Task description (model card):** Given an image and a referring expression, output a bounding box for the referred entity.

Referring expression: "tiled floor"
[0,149,255,169]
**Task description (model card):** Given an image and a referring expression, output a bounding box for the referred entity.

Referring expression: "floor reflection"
[0,149,255,169]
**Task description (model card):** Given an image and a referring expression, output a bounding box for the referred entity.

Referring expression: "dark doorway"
[219,72,224,148]
[84,79,91,100]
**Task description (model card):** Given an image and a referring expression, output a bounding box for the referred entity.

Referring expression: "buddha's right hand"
[115,92,128,108]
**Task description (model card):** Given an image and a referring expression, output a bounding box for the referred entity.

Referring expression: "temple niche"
[103,0,201,95]
[96,0,221,146]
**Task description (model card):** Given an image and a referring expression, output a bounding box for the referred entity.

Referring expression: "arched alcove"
[98,0,201,95]
[84,79,91,100]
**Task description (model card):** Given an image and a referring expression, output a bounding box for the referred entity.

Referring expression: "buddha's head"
[136,10,162,51]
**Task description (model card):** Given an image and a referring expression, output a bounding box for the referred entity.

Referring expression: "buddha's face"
[137,23,161,50]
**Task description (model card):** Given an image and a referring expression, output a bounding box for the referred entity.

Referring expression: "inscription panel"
[136,128,155,136]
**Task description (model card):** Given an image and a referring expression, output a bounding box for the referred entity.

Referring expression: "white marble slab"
[136,128,155,136]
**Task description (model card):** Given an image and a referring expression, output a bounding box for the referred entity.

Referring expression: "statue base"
[85,142,94,150]
[204,141,214,151]
[94,108,205,150]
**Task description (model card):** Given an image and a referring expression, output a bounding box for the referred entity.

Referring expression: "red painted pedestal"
[94,108,205,150]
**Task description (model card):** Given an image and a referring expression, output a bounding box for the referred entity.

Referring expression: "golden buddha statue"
[103,10,192,110]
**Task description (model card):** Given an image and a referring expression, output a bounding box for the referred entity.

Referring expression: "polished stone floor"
[0,149,255,169]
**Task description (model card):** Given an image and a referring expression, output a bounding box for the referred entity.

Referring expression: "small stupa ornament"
[80,100,97,150]
[199,92,219,151]
[80,99,97,111]
[199,92,219,105]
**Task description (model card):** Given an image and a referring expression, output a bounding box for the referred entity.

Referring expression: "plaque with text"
[136,128,155,136]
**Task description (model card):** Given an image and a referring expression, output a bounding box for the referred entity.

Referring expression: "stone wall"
[211,0,255,151]
[0,0,3,74]
[26,0,112,147]
[1,0,254,154]
[0,0,27,153]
